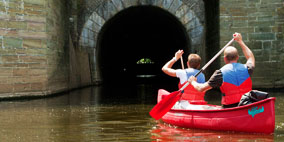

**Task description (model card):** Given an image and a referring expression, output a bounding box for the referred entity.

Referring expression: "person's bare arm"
[162,50,184,77]
[192,81,212,92]
[188,70,222,92]
[234,33,255,67]
[189,76,212,92]
[162,58,177,77]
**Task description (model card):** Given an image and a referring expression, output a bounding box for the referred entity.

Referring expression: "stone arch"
[78,0,205,83]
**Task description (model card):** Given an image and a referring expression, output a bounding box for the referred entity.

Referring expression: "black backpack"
[238,90,269,106]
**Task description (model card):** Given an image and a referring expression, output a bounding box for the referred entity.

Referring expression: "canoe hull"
[158,89,275,134]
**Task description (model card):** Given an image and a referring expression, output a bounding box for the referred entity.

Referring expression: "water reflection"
[151,123,274,141]
[0,86,283,141]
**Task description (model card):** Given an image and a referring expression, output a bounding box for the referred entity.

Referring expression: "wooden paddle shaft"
[180,56,184,69]
[199,38,235,73]
[180,38,235,91]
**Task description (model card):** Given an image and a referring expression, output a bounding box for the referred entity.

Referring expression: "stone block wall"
[220,0,284,88]
[0,0,92,98]
[45,0,69,94]
[0,0,283,99]
[38,0,92,94]
[0,0,48,98]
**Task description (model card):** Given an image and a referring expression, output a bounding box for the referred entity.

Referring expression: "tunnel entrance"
[97,5,190,85]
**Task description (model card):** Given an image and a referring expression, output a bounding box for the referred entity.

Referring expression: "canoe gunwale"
[170,97,275,113]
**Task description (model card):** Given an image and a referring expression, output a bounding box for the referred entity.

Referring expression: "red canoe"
[157,89,275,134]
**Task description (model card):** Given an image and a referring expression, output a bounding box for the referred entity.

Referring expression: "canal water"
[0,84,283,142]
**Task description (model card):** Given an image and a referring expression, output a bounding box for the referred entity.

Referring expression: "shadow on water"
[0,81,283,141]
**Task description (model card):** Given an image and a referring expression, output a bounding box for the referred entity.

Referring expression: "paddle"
[149,38,235,120]
[180,55,185,70]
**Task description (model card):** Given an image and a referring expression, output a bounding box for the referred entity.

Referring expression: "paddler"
[162,50,207,109]
[188,32,255,108]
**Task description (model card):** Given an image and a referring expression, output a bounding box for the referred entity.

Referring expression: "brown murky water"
[0,85,283,142]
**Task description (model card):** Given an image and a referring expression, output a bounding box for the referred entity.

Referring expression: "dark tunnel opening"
[97,5,190,86]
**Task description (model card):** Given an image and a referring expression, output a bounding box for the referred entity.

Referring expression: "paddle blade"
[149,91,182,120]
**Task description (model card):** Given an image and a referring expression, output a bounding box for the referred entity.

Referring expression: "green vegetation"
[137,58,154,64]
